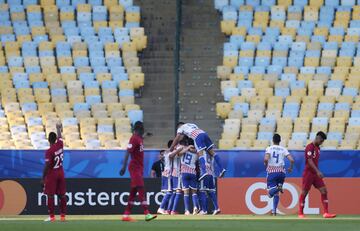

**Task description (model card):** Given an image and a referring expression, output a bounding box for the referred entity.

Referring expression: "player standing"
[264,134,294,216]
[298,131,336,219]
[178,137,200,215]
[169,122,226,181]
[119,121,157,222]
[41,122,66,222]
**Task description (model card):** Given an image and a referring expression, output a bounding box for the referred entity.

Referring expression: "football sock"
[213,154,224,171]
[167,193,175,211]
[160,192,172,210]
[47,195,55,218]
[199,191,208,212]
[124,187,137,215]
[192,193,199,209]
[268,186,279,197]
[184,194,190,212]
[199,156,207,175]
[208,191,219,210]
[321,193,329,214]
[273,195,279,214]
[171,192,181,212]
[137,187,149,215]
[299,193,306,214]
[59,194,67,216]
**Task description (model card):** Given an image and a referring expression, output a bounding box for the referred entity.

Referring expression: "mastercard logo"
[0,180,27,215]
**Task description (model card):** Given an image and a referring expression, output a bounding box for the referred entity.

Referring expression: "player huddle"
[41,121,336,222]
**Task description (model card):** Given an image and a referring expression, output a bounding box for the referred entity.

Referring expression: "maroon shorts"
[44,169,66,195]
[302,171,325,191]
[129,168,144,188]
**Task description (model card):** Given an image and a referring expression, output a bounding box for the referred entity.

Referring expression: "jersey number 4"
[54,153,64,169]
[272,152,279,164]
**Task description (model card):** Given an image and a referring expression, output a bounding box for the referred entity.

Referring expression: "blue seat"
[234,66,249,75]
[60,66,75,74]
[261,0,275,7]
[311,35,326,44]
[300,67,315,74]
[318,103,334,111]
[74,57,89,67]
[94,66,109,74]
[60,6,74,12]
[115,36,130,46]
[316,66,332,75]
[292,132,308,141]
[343,88,358,97]
[305,50,321,57]
[297,27,313,36]
[351,110,360,118]
[23,0,37,6]
[86,95,101,105]
[286,20,300,29]
[106,57,122,68]
[89,0,102,5]
[111,66,126,74]
[79,73,95,83]
[64,27,79,36]
[272,57,287,67]
[80,26,95,37]
[327,132,343,142]
[128,110,144,125]
[290,80,305,89]
[238,80,253,90]
[240,42,256,51]
[51,89,67,96]
[223,10,237,21]
[278,35,293,45]
[21,102,37,113]
[312,117,328,125]
[250,66,265,74]
[26,66,41,74]
[114,28,129,37]
[73,103,90,112]
[33,82,48,88]
[288,57,304,68]
[230,0,245,8]
[349,118,360,126]
[330,27,345,36]
[14,81,30,89]
[98,27,113,38]
[13,73,28,83]
[93,6,107,21]
[102,80,117,89]
[84,81,99,88]
[113,73,128,82]
[284,103,300,111]
[294,0,307,6]
[282,110,299,119]
[267,65,282,75]
[281,73,297,82]
[265,27,280,37]
[119,89,134,97]
[0,66,8,73]
[125,22,140,29]
[233,103,249,116]
[224,88,239,101]
[97,125,113,133]
[275,88,290,99]
[255,57,270,67]
[238,57,254,67]
[325,0,339,6]
[327,80,343,88]
[119,0,133,8]
[8,57,23,67]
[258,132,273,140]
[260,117,276,126]
[90,57,106,67]
[335,103,350,111]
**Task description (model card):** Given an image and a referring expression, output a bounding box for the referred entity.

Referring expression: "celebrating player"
[178,137,200,215]
[264,134,294,216]
[298,131,336,219]
[41,122,66,222]
[119,121,157,222]
[169,122,226,181]
[199,153,221,215]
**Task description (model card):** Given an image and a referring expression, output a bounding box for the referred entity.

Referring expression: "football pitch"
[1,215,360,231]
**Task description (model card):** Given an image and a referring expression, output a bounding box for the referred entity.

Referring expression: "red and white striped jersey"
[180,151,198,175]
[265,145,290,173]
[162,150,172,177]
[177,123,205,139]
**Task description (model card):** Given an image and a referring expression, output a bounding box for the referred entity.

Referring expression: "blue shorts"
[199,175,216,191]
[172,176,182,190]
[161,176,172,192]
[194,133,214,152]
[267,172,286,189]
[181,173,198,190]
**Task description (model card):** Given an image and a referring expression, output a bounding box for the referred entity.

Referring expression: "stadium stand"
[215,0,360,150]
[0,0,147,149]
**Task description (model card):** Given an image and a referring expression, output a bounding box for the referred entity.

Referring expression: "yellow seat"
[252,140,270,149]
[221,20,236,35]
[218,139,235,150]
[235,139,253,149]
[129,73,145,89]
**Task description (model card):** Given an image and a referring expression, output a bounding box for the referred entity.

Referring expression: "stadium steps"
[134,0,176,148]
[179,0,226,143]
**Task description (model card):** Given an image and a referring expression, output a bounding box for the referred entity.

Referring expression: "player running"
[119,121,157,222]
[41,122,66,222]
[264,134,294,216]
[298,131,336,219]
[178,137,200,215]
[169,122,226,181]
[199,153,221,215]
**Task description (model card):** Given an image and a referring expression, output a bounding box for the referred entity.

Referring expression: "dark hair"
[133,121,144,132]
[177,122,185,128]
[316,131,327,140]
[188,137,194,146]
[273,133,281,144]
[48,132,57,144]
[160,150,165,154]
[167,140,173,148]
[179,136,188,146]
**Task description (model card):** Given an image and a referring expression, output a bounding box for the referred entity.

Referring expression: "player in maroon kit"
[120,121,157,222]
[41,122,66,222]
[298,131,336,219]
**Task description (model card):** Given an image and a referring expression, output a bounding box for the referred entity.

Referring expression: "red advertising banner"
[218,178,360,215]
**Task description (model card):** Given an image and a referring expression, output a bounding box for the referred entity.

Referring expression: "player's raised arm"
[169,133,184,151]
[168,145,184,158]
[56,122,62,139]
[286,154,295,173]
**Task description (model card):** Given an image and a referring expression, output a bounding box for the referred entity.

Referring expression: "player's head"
[48,132,57,145]
[177,122,185,129]
[179,136,188,146]
[133,121,144,136]
[314,131,327,146]
[272,133,281,145]
[159,150,165,160]
[167,140,173,148]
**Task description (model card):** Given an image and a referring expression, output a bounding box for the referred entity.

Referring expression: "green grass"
[1,215,360,231]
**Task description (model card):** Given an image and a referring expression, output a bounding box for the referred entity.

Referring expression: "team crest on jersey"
[307,151,312,156]
[127,143,133,149]
[140,144,144,152]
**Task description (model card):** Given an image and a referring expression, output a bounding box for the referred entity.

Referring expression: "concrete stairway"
[134,0,177,148]
[178,0,225,144]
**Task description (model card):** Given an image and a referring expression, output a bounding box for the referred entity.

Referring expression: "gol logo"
[0,180,27,215]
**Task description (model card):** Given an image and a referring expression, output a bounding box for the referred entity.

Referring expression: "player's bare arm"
[307,158,323,178]
[41,162,50,187]
[286,155,295,173]
[56,122,62,139]
[168,146,184,159]
[120,151,130,176]
[264,153,270,168]
[177,145,194,157]
[169,134,184,151]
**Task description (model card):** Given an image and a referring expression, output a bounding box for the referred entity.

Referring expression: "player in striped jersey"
[264,134,295,216]
[178,137,200,215]
[169,122,226,181]
[198,153,221,215]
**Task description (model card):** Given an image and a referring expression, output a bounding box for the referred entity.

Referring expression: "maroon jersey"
[304,142,320,174]
[127,134,144,171]
[45,138,64,171]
